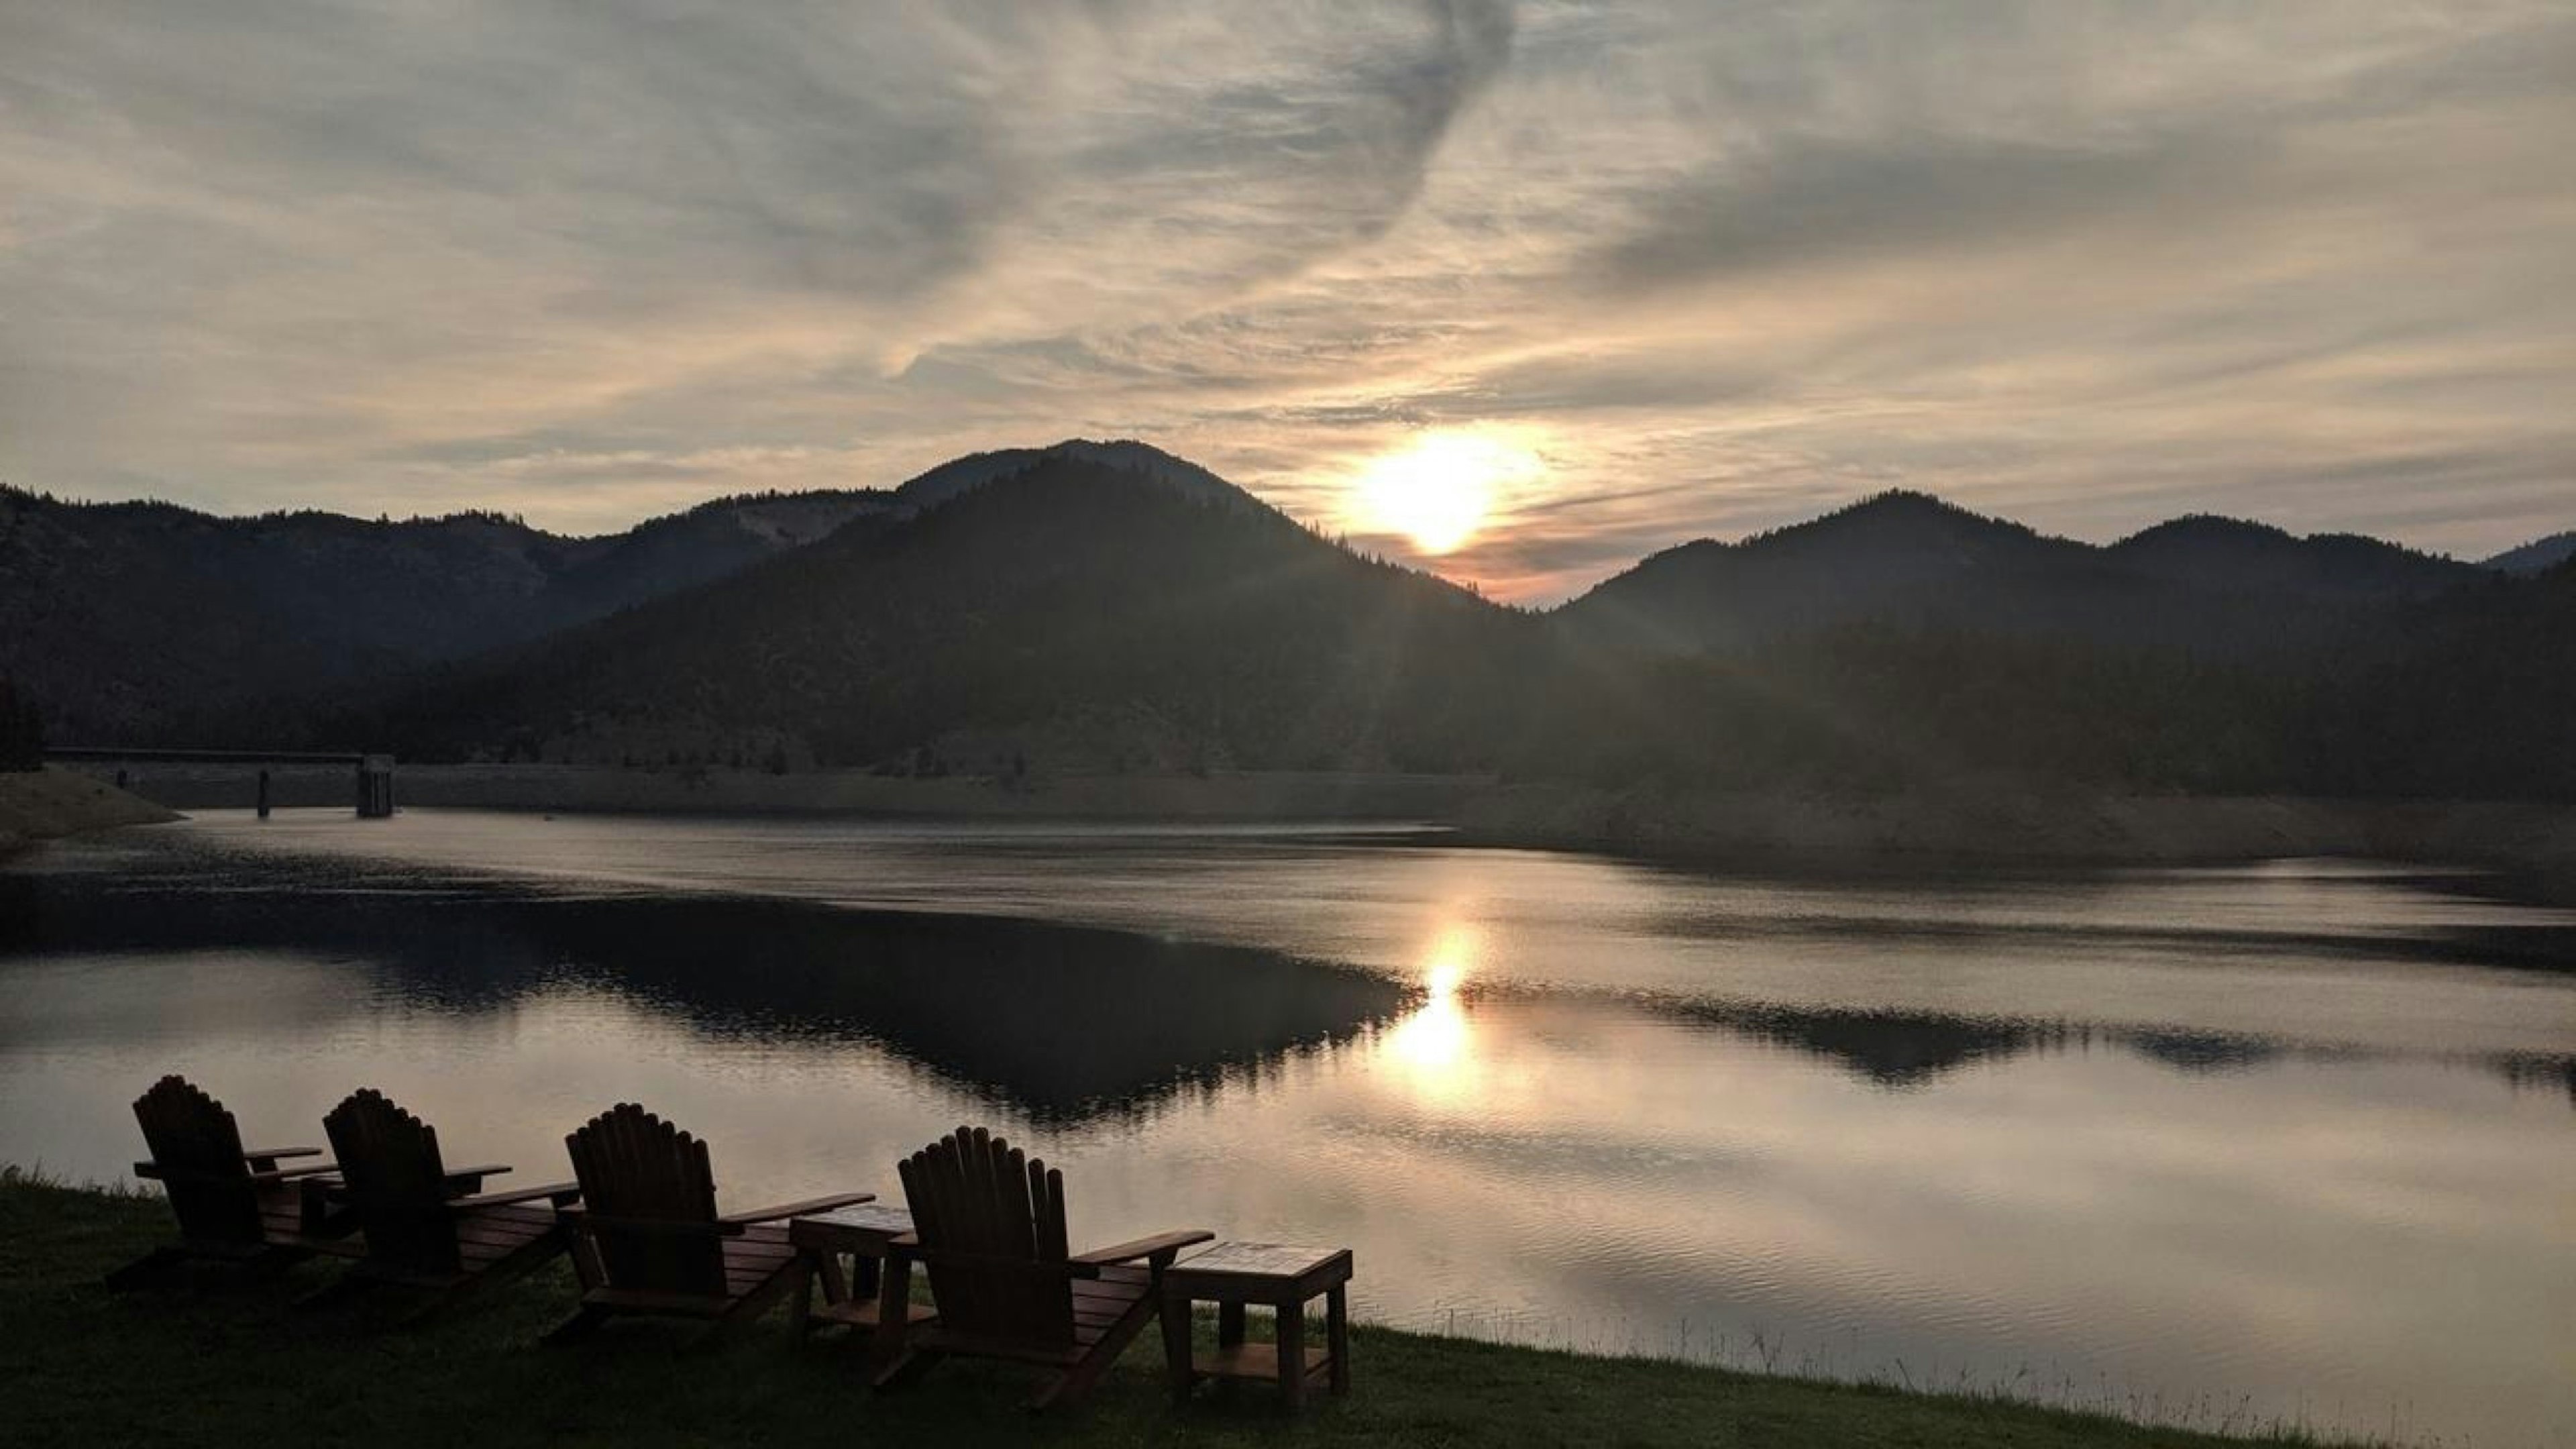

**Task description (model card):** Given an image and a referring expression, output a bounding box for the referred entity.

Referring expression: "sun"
[1348,430,1540,555]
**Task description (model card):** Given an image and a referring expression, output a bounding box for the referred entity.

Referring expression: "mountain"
[1554,491,2135,655]
[354,451,1531,775]
[2108,516,2481,598]
[11,445,2572,802]
[1556,493,2491,659]
[0,484,888,743]
[2485,531,2576,576]
[890,439,1258,516]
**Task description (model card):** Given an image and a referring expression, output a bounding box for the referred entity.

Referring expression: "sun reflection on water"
[1383,923,1481,1098]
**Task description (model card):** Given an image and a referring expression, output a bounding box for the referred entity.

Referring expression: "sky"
[2,1,2570,602]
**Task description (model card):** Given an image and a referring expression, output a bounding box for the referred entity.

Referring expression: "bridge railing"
[44,747,394,818]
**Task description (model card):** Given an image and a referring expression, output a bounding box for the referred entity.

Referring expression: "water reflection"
[0,870,1406,1124]
[2,818,2573,1446]
[1384,924,1479,1095]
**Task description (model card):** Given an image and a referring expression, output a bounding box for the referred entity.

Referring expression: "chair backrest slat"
[899,1126,1075,1348]
[132,1075,261,1246]
[565,1104,723,1298]
[324,1089,458,1275]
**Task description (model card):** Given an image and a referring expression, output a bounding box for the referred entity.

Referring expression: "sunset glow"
[1348,431,1542,556]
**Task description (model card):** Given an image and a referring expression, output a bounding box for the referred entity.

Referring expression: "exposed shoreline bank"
[51,759,2576,902]
[0,767,181,856]
[1452,784,2576,902]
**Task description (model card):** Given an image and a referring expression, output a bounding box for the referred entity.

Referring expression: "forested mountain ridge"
[6,444,2569,802]
[888,439,1261,516]
[1554,490,2493,659]
[0,484,888,741]
[347,453,1531,775]
[2485,530,2576,576]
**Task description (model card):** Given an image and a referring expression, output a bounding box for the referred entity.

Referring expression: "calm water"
[3,810,2572,1445]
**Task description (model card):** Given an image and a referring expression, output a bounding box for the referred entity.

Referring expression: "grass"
[0,1170,2346,1448]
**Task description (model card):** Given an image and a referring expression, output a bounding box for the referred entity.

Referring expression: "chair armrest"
[561,1208,733,1240]
[250,1163,343,1184]
[239,1146,323,1163]
[438,1163,511,1195]
[718,1191,874,1227]
[140,1159,341,1187]
[1070,1229,1214,1269]
[451,1181,580,1212]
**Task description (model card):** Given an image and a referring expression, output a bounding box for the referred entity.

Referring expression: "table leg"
[852,1252,879,1301]
[1277,1296,1307,1411]
[818,1250,851,1309]
[866,1252,915,1379]
[789,1254,817,1339]
[1326,1284,1350,1395]
[1218,1300,1246,1349]
[1161,1290,1195,1405]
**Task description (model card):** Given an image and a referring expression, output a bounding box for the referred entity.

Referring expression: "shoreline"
[0,767,182,856]
[37,759,2576,902]
[1,1173,2363,1448]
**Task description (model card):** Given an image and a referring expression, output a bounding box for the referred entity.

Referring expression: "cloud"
[1586,127,2248,294]
[1,1,2569,601]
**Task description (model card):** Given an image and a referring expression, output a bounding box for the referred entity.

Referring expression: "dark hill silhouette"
[2108,516,2481,599]
[1557,492,2491,660]
[2485,529,2576,576]
[890,438,1258,517]
[0,484,888,743]
[1557,491,2147,655]
[11,444,2573,802]
[355,453,1532,774]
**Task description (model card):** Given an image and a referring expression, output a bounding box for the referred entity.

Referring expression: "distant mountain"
[2108,516,2482,598]
[2485,531,2576,576]
[1557,492,2491,658]
[0,485,888,743]
[1556,492,2136,655]
[890,439,1258,516]
[12,445,2573,802]
[356,452,1529,774]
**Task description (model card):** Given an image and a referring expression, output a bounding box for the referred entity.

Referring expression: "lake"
[3,810,2571,1445]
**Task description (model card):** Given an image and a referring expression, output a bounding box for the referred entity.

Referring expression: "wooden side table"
[1160,1242,1353,1410]
[787,1203,934,1350]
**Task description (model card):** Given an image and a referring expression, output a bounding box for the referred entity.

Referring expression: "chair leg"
[246,1246,307,1281]
[290,1273,368,1311]
[871,1346,941,1391]
[1037,1294,1160,1411]
[542,1303,610,1346]
[104,1246,186,1291]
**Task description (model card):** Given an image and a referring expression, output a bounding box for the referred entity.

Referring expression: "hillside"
[9,445,2571,804]
[888,438,1259,515]
[1553,492,2487,659]
[1553,492,2102,654]
[2486,529,2576,576]
[0,485,888,743]
[354,452,1533,775]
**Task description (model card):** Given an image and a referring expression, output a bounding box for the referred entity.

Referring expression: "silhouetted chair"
[545,1102,873,1345]
[311,1087,580,1319]
[109,1075,356,1287]
[873,1125,1212,1410]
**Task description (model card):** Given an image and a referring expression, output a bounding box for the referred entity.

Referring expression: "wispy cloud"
[1,1,2568,597]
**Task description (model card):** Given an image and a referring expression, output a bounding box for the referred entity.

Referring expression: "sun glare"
[1385,923,1483,1094]
[1348,430,1541,556]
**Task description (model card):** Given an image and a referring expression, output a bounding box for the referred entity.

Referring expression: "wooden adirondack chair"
[311,1088,581,1318]
[107,1075,357,1287]
[873,1126,1213,1410]
[545,1102,874,1344]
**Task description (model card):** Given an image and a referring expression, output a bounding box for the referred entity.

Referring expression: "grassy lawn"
[0,1172,2335,1448]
